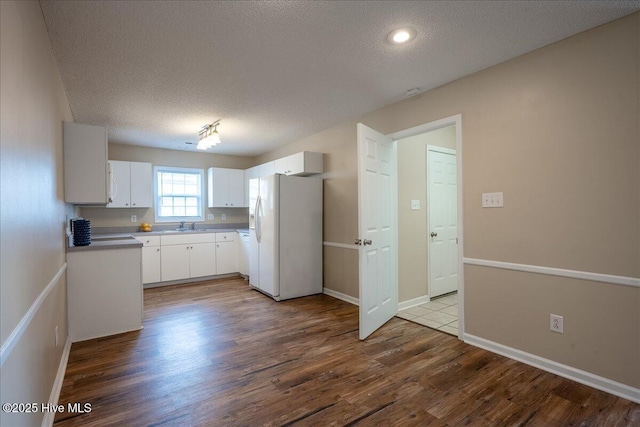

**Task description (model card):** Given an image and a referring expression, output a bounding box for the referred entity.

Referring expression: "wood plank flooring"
[54,277,639,426]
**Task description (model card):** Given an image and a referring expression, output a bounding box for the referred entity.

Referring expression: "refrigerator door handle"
[256,195,262,243]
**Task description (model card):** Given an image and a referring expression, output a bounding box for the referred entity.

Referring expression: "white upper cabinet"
[207,167,246,208]
[107,160,152,208]
[274,152,323,176]
[244,165,261,207]
[259,161,275,177]
[63,122,109,204]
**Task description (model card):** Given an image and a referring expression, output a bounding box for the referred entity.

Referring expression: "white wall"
[1,1,74,425]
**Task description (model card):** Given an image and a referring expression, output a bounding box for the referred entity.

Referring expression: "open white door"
[357,123,397,340]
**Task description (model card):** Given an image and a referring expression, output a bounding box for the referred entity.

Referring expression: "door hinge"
[456,237,458,244]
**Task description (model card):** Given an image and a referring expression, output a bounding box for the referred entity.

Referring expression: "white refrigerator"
[249,174,323,301]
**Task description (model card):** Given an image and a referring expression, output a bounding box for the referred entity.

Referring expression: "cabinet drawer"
[216,232,235,242]
[161,233,216,246]
[137,235,160,247]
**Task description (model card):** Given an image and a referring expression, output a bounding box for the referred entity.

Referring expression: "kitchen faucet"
[191,222,196,230]
[179,220,185,229]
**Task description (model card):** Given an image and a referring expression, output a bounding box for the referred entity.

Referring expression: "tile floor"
[396,292,458,336]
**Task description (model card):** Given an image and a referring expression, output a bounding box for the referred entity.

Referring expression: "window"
[154,166,204,222]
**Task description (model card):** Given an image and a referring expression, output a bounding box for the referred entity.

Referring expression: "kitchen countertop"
[67,234,143,252]
[131,228,240,236]
[68,228,250,252]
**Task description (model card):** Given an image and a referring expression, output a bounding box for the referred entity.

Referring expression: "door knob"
[363,239,372,246]
[354,239,362,245]
[430,232,438,238]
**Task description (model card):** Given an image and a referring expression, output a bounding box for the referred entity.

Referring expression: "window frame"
[153,166,205,223]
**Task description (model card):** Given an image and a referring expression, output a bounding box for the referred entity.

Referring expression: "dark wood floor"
[54,277,639,426]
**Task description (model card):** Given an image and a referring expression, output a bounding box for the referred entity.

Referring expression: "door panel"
[358,123,397,340]
[428,149,457,297]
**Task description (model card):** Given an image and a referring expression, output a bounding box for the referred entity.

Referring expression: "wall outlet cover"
[550,314,564,333]
[411,200,420,210]
[130,214,137,222]
[221,214,227,221]
[207,213,214,220]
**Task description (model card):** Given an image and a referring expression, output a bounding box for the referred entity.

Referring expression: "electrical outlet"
[55,325,59,347]
[411,200,420,210]
[207,213,214,220]
[221,214,227,221]
[550,314,563,333]
[130,214,137,222]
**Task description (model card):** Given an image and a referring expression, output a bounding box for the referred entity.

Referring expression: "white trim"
[464,257,640,288]
[398,295,430,311]
[426,145,456,155]
[390,114,465,340]
[0,263,67,366]
[388,114,461,141]
[153,165,205,223]
[322,241,360,250]
[464,333,640,404]
[323,287,359,306]
[41,336,72,427]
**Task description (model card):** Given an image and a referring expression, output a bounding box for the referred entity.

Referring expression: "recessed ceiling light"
[388,27,417,44]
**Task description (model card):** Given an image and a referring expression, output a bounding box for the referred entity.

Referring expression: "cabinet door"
[216,241,237,275]
[274,154,300,175]
[108,160,131,207]
[130,162,152,208]
[160,244,191,281]
[259,161,275,178]
[238,233,250,275]
[208,167,229,207]
[228,169,245,207]
[244,166,260,208]
[190,242,217,277]
[142,246,161,284]
[63,122,108,204]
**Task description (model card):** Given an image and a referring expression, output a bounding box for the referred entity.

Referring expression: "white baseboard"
[464,333,640,404]
[42,336,72,427]
[323,288,359,306]
[398,295,430,310]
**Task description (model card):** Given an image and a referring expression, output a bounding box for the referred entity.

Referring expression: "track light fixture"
[197,120,221,150]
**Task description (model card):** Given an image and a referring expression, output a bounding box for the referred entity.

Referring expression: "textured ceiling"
[40,1,639,156]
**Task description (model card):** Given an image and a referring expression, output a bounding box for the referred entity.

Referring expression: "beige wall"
[0,1,74,425]
[257,122,359,299]
[259,14,640,387]
[79,143,256,227]
[397,126,456,302]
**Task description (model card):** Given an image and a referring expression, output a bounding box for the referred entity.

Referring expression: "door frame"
[426,145,458,299]
[389,114,464,339]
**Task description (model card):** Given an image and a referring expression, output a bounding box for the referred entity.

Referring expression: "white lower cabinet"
[190,242,217,278]
[160,244,191,281]
[215,232,236,274]
[216,241,236,274]
[157,232,236,282]
[140,235,161,284]
[67,247,142,342]
[238,231,250,275]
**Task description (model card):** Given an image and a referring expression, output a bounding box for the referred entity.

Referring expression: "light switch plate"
[130,214,137,222]
[207,213,214,220]
[482,192,504,208]
[221,214,227,221]
[411,200,420,210]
